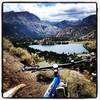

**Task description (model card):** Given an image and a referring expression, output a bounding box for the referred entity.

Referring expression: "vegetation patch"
[3,38,42,65]
[83,41,96,52]
[37,69,96,97]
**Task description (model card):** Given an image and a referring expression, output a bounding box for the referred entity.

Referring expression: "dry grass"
[3,38,42,65]
[37,69,96,97]
[3,51,48,97]
[10,47,34,65]
[84,41,96,52]
[61,69,96,97]
[3,38,96,98]
[3,38,13,51]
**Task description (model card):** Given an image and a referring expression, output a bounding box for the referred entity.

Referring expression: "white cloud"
[3,3,96,21]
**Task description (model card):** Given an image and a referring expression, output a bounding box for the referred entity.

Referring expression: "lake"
[29,44,88,54]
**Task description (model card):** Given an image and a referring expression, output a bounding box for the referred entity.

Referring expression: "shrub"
[37,69,96,97]
[3,38,41,65]
[37,71,53,84]
[61,69,96,97]
[31,53,42,63]
[10,47,34,65]
[3,38,13,51]
[84,41,96,52]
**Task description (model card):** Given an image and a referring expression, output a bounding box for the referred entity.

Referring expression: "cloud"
[51,7,96,21]
[3,3,96,22]
[37,3,56,7]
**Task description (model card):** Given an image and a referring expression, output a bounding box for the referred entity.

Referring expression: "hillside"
[3,51,47,97]
[3,51,96,98]
[56,26,96,40]
[2,38,96,98]
[55,15,96,39]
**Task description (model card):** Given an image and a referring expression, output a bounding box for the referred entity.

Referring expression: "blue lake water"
[29,44,88,54]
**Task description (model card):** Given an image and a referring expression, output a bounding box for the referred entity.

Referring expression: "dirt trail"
[3,51,47,98]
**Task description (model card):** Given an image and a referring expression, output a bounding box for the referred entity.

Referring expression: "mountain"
[3,11,96,40]
[3,11,60,39]
[56,15,96,39]
[3,11,41,39]
[54,15,96,29]
[56,26,96,39]
[3,11,41,24]
[54,20,73,29]
[80,15,96,26]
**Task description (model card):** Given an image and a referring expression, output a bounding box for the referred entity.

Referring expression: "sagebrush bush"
[37,69,96,97]
[31,53,42,63]
[3,38,41,65]
[3,38,13,51]
[84,41,96,52]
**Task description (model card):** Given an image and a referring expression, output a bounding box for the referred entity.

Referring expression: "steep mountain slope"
[56,26,96,39]
[56,15,96,39]
[3,11,59,39]
[3,11,41,38]
[3,11,96,40]
[80,15,96,26]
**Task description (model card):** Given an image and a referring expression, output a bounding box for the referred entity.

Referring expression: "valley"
[2,10,97,98]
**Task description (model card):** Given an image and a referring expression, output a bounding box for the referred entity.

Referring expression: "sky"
[3,3,96,22]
